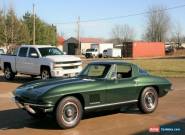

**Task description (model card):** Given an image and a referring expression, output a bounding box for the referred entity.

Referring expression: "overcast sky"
[1,0,185,39]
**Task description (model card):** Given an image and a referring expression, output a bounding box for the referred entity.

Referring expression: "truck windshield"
[79,64,111,78]
[39,47,64,57]
[86,49,96,52]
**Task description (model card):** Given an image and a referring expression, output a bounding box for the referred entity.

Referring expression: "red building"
[116,41,165,58]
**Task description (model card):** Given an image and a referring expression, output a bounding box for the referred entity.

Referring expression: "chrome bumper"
[12,97,54,114]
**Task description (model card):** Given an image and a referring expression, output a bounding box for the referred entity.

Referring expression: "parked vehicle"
[103,48,121,58]
[13,61,172,129]
[0,45,82,80]
[0,48,6,70]
[85,43,113,58]
[85,48,99,58]
[0,48,5,55]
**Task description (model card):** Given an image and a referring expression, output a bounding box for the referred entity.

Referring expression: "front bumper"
[13,97,54,114]
[51,66,82,77]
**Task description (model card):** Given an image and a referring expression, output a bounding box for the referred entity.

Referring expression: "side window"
[117,64,132,79]
[18,47,28,57]
[28,48,38,58]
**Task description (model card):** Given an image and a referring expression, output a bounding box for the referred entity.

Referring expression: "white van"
[103,48,122,58]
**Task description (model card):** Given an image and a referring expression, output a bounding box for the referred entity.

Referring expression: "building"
[63,37,104,55]
[56,36,65,51]
[115,41,165,58]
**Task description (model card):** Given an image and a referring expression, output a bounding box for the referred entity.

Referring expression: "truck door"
[26,48,40,74]
[16,47,29,73]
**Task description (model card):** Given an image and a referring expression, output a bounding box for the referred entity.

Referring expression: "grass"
[126,59,185,77]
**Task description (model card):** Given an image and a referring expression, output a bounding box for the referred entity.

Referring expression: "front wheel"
[138,87,158,113]
[56,96,83,129]
[41,68,51,80]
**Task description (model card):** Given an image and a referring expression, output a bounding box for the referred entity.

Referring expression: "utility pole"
[33,4,36,45]
[77,16,80,55]
[3,3,7,47]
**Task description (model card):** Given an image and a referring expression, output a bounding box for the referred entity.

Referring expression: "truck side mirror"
[30,53,38,58]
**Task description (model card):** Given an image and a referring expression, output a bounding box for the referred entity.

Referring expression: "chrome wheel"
[41,70,50,80]
[62,102,79,125]
[4,68,11,79]
[144,91,156,110]
[56,97,83,129]
[139,87,158,113]
[4,66,15,80]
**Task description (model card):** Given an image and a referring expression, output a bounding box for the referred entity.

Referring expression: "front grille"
[55,61,81,64]
[62,66,78,70]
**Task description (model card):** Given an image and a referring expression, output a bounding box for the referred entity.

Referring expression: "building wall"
[132,42,165,58]
[81,43,91,54]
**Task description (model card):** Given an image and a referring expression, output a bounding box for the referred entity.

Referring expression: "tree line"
[111,6,185,47]
[0,7,57,46]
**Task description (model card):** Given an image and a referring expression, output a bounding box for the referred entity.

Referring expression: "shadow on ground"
[0,105,140,130]
[0,75,38,84]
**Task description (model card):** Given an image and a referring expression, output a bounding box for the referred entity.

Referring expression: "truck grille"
[62,66,78,70]
[55,61,81,64]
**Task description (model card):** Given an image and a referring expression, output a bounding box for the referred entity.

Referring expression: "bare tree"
[111,24,135,57]
[171,22,183,47]
[144,6,170,42]
[111,24,135,44]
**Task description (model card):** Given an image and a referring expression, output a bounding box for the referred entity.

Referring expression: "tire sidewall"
[139,87,158,113]
[56,96,83,129]
[41,68,51,80]
[4,66,15,80]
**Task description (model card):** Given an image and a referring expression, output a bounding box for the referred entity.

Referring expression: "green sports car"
[13,61,173,129]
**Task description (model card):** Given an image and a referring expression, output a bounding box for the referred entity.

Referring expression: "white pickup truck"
[0,45,82,80]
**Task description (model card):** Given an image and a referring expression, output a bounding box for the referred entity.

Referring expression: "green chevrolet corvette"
[13,61,173,129]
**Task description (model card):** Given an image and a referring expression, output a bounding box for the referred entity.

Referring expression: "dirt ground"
[0,73,185,135]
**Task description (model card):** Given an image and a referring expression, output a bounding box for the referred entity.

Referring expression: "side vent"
[89,94,100,104]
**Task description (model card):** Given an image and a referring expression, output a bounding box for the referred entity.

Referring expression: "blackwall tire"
[56,96,83,129]
[138,87,158,113]
[4,66,15,80]
[41,68,51,80]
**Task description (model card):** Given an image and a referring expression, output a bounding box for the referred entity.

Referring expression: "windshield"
[39,47,64,57]
[79,64,111,78]
[86,49,96,52]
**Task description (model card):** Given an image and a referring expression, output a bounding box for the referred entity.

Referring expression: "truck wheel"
[56,96,83,129]
[138,87,158,113]
[41,68,51,80]
[4,66,15,80]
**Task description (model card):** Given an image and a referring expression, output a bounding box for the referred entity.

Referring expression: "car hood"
[13,77,95,99]
[45,55,81,62]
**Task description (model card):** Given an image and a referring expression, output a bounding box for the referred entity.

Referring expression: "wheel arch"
[53,93,85,114]
[138,85,159,100]
[40,65,51,73]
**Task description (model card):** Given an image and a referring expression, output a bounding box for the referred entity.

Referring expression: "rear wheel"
[56,96,83,129]
[41,68,51,80]
[4,66,15,80]
[138,87,158,113]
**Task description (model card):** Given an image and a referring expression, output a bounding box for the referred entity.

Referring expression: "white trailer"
[90,43,113,56]
[103,48,122,58]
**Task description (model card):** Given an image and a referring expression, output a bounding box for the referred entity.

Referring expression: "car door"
[26,47,41,74]
[16,47,29,73]
[105,64,138,104]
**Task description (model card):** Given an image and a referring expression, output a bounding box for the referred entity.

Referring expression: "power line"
[52,4,185,25]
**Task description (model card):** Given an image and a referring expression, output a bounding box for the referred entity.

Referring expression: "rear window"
[139,68,148,75]
[117,64,132,79]
[18,47,28,57]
